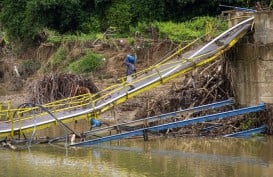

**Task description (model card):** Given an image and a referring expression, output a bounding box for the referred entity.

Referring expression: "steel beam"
[71,103,265,146]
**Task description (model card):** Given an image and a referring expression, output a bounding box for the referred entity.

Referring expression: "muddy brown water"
[1,135,273,177]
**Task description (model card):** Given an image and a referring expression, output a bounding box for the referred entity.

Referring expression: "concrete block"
[254,12,273,44]
[258,44,273,61]
[234,82,259,105]
[257,83,273,96]
[259,96,273,103]
[257,61,273,82]
[228,12,273,105]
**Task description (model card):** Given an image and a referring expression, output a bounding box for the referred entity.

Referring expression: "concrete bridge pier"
[228,11,273,106]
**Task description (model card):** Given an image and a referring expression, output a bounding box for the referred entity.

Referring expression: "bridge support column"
[227,11,273,106]
[143,130,148,141]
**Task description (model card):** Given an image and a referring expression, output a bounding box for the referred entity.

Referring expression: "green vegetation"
[45,29,98,45]
[68,52,103,74]
[240,119,254,130]
[153,16,228,43]
[105,0,133,33]
[21,59,41,75]
[239,112,260,130]
[1,0,269,45]
[50,47,67,68]
[48,47,104,74]
[128,16,228,43]
[0,0,271,75]
[42,15,227,74]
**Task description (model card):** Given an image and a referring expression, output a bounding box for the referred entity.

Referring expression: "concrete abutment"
[228,11,273,106]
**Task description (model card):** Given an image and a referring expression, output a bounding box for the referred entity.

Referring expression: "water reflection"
[1,136,273,177]
[95,144,267,166]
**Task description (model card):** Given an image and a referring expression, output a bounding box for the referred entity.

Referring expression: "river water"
[1,136,273,177]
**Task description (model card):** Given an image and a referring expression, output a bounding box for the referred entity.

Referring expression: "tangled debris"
[28,73,99,104]
[138,59,233,118]
[135,59,267,136]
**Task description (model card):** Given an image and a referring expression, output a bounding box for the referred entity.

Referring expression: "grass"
[130,16,228,43]
[68,52,104,74]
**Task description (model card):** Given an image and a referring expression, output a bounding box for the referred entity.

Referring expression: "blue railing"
[71,103,265,146]
[224,125,267,138]
[85,98,235,135]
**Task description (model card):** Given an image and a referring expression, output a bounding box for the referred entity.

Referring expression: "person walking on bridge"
[124,54,136,91]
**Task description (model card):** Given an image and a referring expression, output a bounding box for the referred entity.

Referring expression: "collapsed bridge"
[1,14,267,144]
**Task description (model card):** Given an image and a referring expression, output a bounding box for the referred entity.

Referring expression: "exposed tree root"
[28,73,99,104]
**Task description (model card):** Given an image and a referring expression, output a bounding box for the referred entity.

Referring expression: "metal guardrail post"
[79,96,83,108]
[10,112,14,138]
[18,111,22,136]
[177,45,182,57]
[0,102,2,120]
[53,102,57,125]
[154,68,163,83]
[206,21,213,41]
[121,77,130,99]
[7,100,11,120]
[89,93,95,111]
[5,100,15,138]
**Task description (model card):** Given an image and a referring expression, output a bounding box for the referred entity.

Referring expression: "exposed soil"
[0,39,175,103]
[0,38,178,118]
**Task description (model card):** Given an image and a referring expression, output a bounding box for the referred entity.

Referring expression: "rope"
[12,103,75,148]
[27,108,37,149]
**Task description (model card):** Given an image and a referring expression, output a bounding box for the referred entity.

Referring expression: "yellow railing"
[0,94,95,137]
[0,94,92,120]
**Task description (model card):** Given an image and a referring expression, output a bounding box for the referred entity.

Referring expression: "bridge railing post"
[10,112,14,138]
[52,102,58,125]
[0,102,2,120]
[121,77,130,99]
[17,111,23,137]
[143,129,148,141]
[154,68,163,83]
[89,92,96,112]
[5,100,15,138]
[7,100,11,120]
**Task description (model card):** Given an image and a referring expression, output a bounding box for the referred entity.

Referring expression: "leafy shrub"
[80,15,102,34]
[45,30,63,44]
[0,0,95,44]
[50,47,67,67]
[46,29,98,45]
[105,0,133,33]
[21,59,41,75]
[68,52,103,74]
[129,16,227,43]
[154,16,228,43]
[240,119,254,130]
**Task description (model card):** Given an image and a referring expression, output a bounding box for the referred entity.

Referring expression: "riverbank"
[0,36,271,142]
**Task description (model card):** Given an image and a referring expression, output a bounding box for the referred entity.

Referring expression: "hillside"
[0,37,179,117]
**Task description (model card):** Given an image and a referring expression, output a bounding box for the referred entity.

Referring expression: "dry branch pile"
[138,59,234,118]
[135,59,266,136]
[28,73,99,104]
